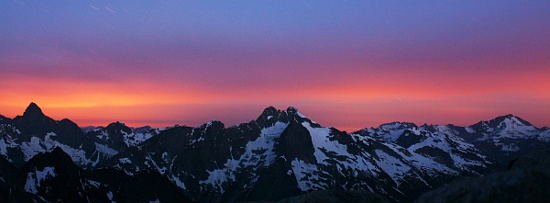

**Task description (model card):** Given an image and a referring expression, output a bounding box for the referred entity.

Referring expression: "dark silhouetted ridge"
[23,102,45,118]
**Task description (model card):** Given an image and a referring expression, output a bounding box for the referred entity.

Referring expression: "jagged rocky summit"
[0,103,549,202]
[0,103,158,169]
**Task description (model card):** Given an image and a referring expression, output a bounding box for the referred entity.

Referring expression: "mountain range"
[0,103,549,202]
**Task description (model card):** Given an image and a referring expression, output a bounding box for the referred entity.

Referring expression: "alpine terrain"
[0,103,549,202]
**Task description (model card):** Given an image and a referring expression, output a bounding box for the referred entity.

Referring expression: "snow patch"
[465,127,476,133]
[373,150,411,185]
[88,180,101,188]
[499,143,520,152]
[540,129,550,142]
[199,122,289,192]
[20,137,46,161]
[94,143,118,156]
[24,167,56,194]
[291,159,325,191]
[407,132,486,172]
[123,131,154,147]
[369,122,412,142]
[302,122,348,164]
[495,117,539,139]
[119,158,132,164]
[171,175,186,190]
[19,134,100,167]
[199,168,231,193]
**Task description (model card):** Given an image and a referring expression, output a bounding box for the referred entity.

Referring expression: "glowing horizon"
[1,102,548,133]
[1,1,549,132]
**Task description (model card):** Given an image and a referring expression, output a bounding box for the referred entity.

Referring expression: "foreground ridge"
[0,103,549,202]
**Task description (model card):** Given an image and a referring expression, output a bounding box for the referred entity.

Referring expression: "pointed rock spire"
[256,106,285,127]
[23,102,45,118]
[277,118,317,164]
[258,106,279,119]
[263,106,278,115]
[286,106,298,114]
[13,102,61,138]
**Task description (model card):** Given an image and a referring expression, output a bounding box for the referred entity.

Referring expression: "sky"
[1,0,549,131]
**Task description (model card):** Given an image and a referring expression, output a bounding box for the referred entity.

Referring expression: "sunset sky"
[1,1,549,131]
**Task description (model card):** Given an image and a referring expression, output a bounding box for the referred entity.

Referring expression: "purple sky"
[1,0,549,131]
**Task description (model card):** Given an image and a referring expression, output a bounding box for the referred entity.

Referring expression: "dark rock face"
[0,147,192,203]
[3,103,97,167]
[229,156,303,202]
[17,147,88,202]
[278,118,317,164]
[278,190,390,203]
[0,155,18,202]
[82,168,192,203]
[13,102,60,140]
[414,169,550,203]
[395,130,425,148]
[95,121,133,151]
[507,148,550,176]
[0,115,12,124]
[415,146,454,167]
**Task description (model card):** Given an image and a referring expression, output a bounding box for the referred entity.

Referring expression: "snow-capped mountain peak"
[471,114,539,139]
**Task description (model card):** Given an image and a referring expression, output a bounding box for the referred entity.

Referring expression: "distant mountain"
[0,103,549,202]
[0,103,160,169]
[83,122,159,154]
[0,103,102,168]
[460,114,550,162]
